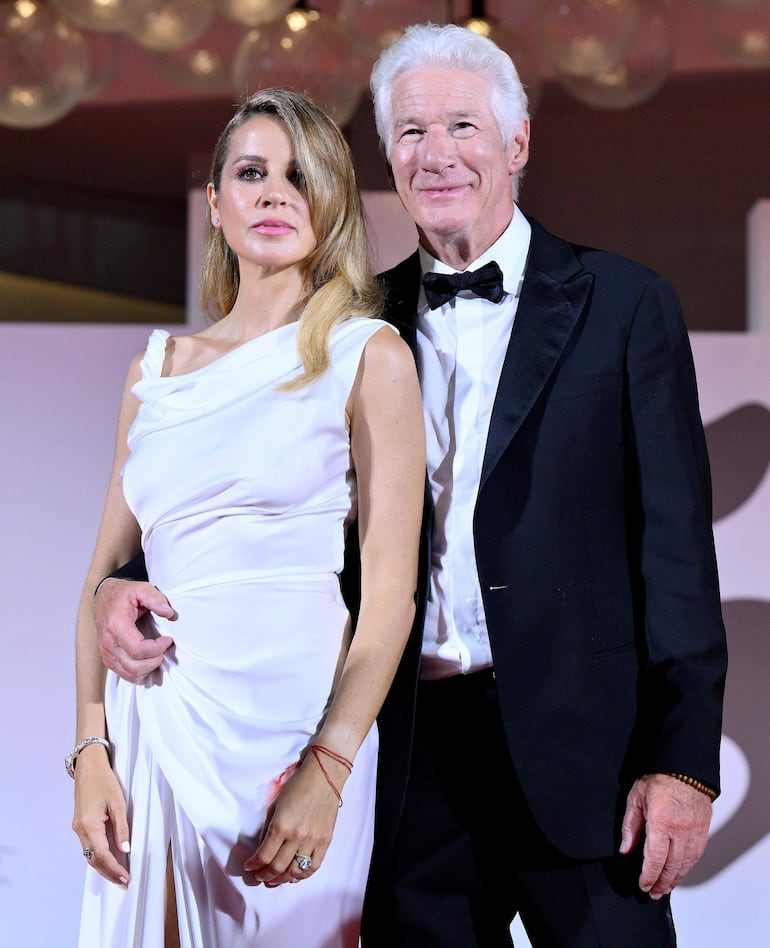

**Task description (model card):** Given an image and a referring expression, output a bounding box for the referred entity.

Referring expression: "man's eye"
[400,128,423,140]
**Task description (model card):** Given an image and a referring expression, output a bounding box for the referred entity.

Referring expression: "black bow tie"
[422,261,505,310]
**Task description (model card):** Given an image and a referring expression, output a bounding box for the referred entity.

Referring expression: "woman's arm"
[246,326,425,885]
[71,354,145,887]
[318,326,425,763]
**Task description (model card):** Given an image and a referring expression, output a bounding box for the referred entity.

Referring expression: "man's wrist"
[94,553,149,595]
[93,575,125,597]
[660,771,718,801]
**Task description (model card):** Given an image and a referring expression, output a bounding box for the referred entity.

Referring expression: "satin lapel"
[480,233,594,489]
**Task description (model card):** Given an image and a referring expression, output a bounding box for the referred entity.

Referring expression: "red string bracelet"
[303,744,353,808]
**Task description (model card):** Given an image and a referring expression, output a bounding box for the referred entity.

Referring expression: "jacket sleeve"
[108,552,148,584]
[625,273,727,793]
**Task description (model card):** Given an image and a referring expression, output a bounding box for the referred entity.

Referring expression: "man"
[93,24,727,947]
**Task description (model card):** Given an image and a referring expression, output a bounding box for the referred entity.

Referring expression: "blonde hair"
[200,88,382,389]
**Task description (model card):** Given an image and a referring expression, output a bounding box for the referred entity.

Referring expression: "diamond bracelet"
[65,737,112,779]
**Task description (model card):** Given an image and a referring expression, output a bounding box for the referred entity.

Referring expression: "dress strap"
[138,329,171,381]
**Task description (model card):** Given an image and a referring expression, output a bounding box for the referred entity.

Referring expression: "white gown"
[79,318,392,947]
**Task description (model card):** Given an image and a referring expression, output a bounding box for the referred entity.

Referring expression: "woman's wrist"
[301,744,353,807]
[66,737,111,778]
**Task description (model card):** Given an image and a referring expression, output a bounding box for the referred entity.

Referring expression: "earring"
[214,217,220,225]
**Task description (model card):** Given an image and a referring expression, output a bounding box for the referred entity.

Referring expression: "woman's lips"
[253,220,294,235]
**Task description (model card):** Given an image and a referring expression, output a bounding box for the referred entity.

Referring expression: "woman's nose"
[260,178,288,206]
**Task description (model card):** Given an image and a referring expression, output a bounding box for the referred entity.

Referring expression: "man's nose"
[421,128,455,171]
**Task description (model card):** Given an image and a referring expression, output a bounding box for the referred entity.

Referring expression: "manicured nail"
[119,877,128,886]
[121,841,131,853]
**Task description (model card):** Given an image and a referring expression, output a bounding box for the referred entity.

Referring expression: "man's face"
[388,66,529,267]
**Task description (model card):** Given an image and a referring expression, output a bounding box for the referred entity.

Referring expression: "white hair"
[370,22,529,160]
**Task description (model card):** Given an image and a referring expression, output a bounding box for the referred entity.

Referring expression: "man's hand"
[620,772,713,899]
[93,578,176,683]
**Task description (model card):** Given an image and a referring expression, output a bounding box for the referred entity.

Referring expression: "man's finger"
[639,826,671,894]
[619,792,644,854]
[130,584,178,621]
[113,641,172,683]
[98,622,173,681]
[94,579,177,624]
[118,631,174,663]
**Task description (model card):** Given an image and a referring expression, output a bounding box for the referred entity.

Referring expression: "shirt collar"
[418,206,532,301]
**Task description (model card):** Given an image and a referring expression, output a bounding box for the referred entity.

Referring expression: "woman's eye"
[237,166,263,181]
[288,168,306,192]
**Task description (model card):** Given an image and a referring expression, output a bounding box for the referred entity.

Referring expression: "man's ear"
[508,119,531,174]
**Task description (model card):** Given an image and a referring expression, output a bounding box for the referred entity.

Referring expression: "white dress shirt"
[417,209,532,680]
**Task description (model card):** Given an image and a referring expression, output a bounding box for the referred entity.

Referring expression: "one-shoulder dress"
[78,317,393,947]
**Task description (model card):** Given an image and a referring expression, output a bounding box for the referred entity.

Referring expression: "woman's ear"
[207,182,220,226]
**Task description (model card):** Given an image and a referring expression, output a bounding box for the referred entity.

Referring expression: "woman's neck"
[218,266,308,342]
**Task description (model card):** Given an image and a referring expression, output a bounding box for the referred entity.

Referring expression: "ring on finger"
[293,853,312,872]
[82,848,95,861]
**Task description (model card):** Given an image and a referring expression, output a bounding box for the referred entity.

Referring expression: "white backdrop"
[0,196,767,947]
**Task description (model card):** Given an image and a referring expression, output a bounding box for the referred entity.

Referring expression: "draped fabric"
[79,318,393,947]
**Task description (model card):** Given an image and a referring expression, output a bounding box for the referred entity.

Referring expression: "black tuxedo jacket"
[364,217,727,866]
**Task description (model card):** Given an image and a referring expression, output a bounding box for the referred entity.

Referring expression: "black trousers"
[362,670,677,948]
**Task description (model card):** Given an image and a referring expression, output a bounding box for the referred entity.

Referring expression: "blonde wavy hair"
[200,88,382,389]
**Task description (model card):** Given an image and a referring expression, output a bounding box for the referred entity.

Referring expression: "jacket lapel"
[480,220,594,488]
[380,230,594,491]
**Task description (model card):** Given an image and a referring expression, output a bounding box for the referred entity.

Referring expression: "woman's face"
[207,115,317,275]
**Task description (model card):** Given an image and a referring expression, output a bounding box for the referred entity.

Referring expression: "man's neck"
[418,214,516,272]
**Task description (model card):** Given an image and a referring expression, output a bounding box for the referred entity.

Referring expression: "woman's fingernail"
[121,841,131,853]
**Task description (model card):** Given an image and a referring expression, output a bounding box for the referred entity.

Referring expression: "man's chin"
[422,223,471,249]
[415,208,468,237]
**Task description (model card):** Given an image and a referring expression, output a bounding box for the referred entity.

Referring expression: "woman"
[70,89,425,947]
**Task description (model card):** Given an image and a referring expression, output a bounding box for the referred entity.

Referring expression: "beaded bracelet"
[662,772,718,801]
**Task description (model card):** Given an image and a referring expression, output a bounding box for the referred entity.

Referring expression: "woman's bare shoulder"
[361,324,415,376]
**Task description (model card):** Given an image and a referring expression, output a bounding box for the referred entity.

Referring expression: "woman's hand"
[243,751,350,887]
[71,746,131,887]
